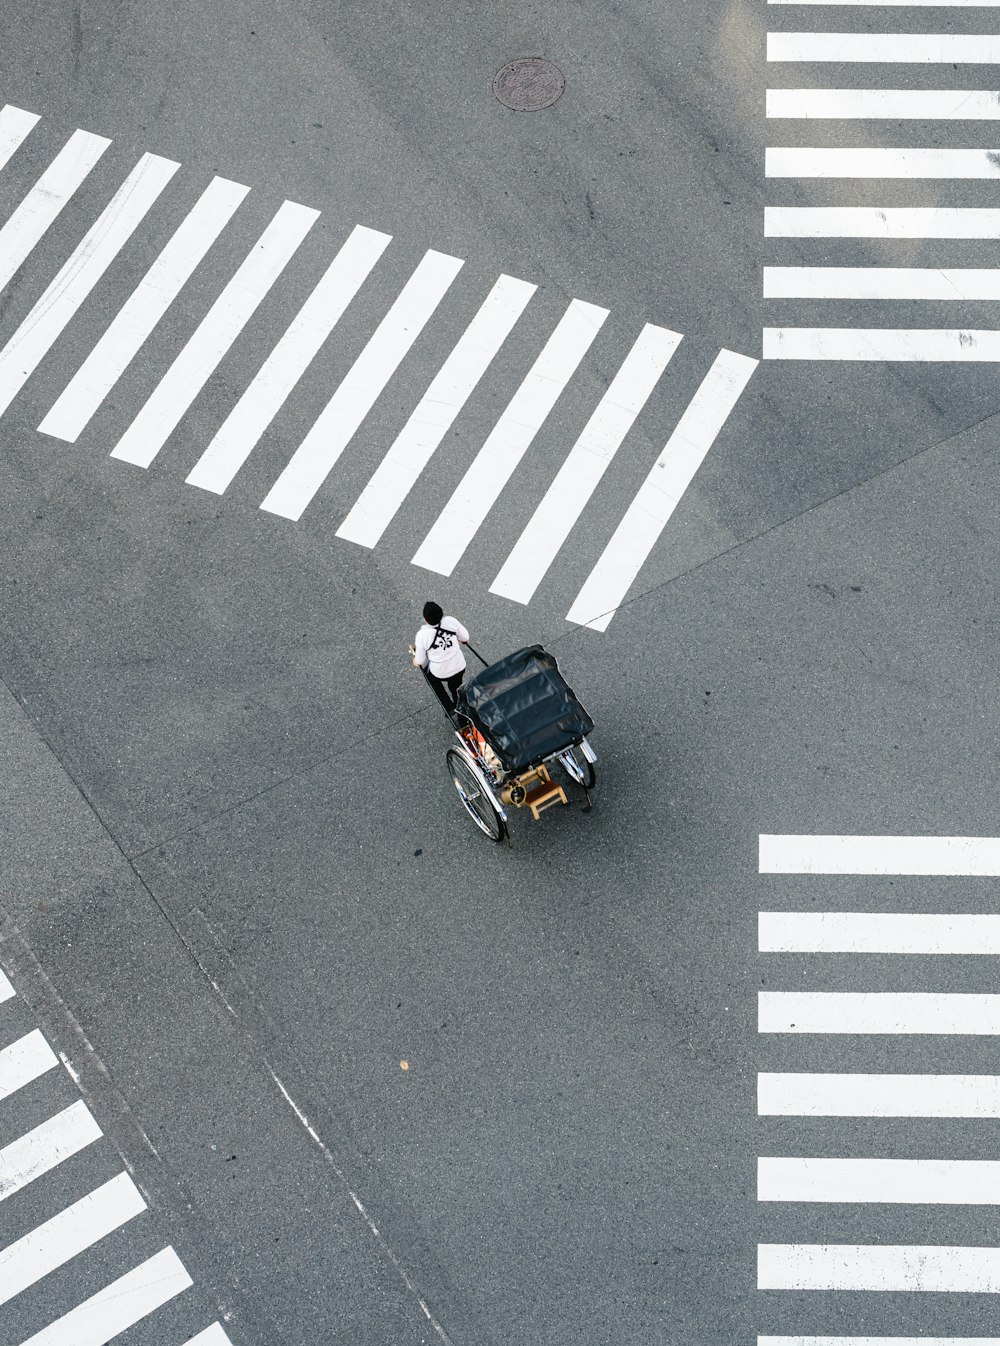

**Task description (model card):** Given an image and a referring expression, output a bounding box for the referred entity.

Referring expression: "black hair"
[423,601,443,625]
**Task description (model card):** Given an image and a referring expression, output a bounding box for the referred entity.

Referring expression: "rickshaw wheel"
[446,748,508,843]
[558,745,596,792]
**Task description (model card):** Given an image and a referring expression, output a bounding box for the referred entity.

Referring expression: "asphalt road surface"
[2,2,1000,1343]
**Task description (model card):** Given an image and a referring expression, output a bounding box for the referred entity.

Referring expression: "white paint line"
[759,1157,1000,1204]
[0,130,110,297]
[17,1244,193,1346]
[764,267,1000,300]
[110,199,318,468]
[267,1066,454,1342]
[759,1340,1000,1346]
[336,272,536,548]
[0,968,13,1002]
[758,1243,1000,1292]
[0,1100,102,1201]
[187,223,391,495]
[183,1326,234,1346]
[0,106,41,173]
[40,175,250,443]
[490,322,683,605]
[0,152,179,420]
[767,147,1000,178]
[760,1340,1000,1346]
[0,1171,146,1306]
[759,1072,1000,1117]
[766,207,1000,239]
[0,1030,58,1101]
[771,0,1000,4]
[764,328,1000,361]
[260,247,463,522]
[410,296,609,576]
[760,833,1000,874]
[768,89,1000,120]
[768,33,1000,63]
[760,1339,1000,1346]
[760,992,1000,1035]
[565,348,757,632]
[759,911,1000,954]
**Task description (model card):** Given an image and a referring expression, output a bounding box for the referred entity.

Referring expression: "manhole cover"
[493,57,565,111]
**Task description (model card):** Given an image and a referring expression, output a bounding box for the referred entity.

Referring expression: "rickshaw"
[420,644,596,843]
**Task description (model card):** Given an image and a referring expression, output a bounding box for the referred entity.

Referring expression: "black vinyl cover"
[457,645,594,772]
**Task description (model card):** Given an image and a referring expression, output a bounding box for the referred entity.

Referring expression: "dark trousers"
[429,668,464,712]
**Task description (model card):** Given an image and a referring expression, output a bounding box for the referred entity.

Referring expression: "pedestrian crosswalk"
[0,963,233,1345]
[0,103,756,632]
[765,1,1000,361]
[757,831,1000,1343]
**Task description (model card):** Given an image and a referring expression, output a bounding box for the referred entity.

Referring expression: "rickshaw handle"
[465,642,489,667]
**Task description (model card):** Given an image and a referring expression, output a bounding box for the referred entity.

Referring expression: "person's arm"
[412,630,429,669]
[453,618,470,644]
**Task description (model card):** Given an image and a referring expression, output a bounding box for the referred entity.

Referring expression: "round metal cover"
[493,57,565,111]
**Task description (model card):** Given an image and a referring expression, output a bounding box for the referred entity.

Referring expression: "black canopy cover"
[456,645,594,773]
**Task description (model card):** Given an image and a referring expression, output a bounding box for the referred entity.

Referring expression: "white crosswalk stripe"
[765,7,1000,361]
[566,349,757,631]
[188,222,391,495]
[111,198,320,468]
[490,322,682,606]
[0,130,110,297]
[0,1030,58,1101]
[336,271,537,549]
[0,103,757,628]
[412,297,609,578]
[41,175,251,443]
[0,962,234,1345]
[757,831,1000,1340]
[0,152,179,418]
[0,105,40,173]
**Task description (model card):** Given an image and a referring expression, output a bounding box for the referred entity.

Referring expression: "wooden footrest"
[523,778,567,820]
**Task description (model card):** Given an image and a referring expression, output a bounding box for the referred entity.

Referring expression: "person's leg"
[446,670,465,708]
[428,672,456,713]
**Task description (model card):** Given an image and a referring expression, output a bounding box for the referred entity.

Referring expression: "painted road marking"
[759,834,1000,874]
[40,176,250,443]
[758,1073,1000,1117]
[758,1244,1000,1293]
[0,130,110,296]
[759,1157,1000,1205]
[411,297,609,577]
[760,992,1000,1035]
[0,152,179,420]
[0,104,757,627]
[565,349,758,631]
[187,223,391,495]
[18,1244,193,1345]
[184,1327,235,1345]
[111,199,319,469]
[0,105,40,172]
[0,968,13,1002]
[767,148,1000,178]
[764,268,1000,300]
[0,1100,103,1201]
[336,272,537,548]
[490,322,683,606]
[768,33,1000,63]
[759,1339,1000,1346]
[759,911,1000,954]
[0,1171,146,1306]
[260,247,464,522]
[764,329,1000,361]
[767,89,1000,120]
[765,207,1000,238]
[0,1030,58,1101]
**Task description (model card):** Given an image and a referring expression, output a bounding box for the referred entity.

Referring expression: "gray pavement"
[1,1,1000,1343]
